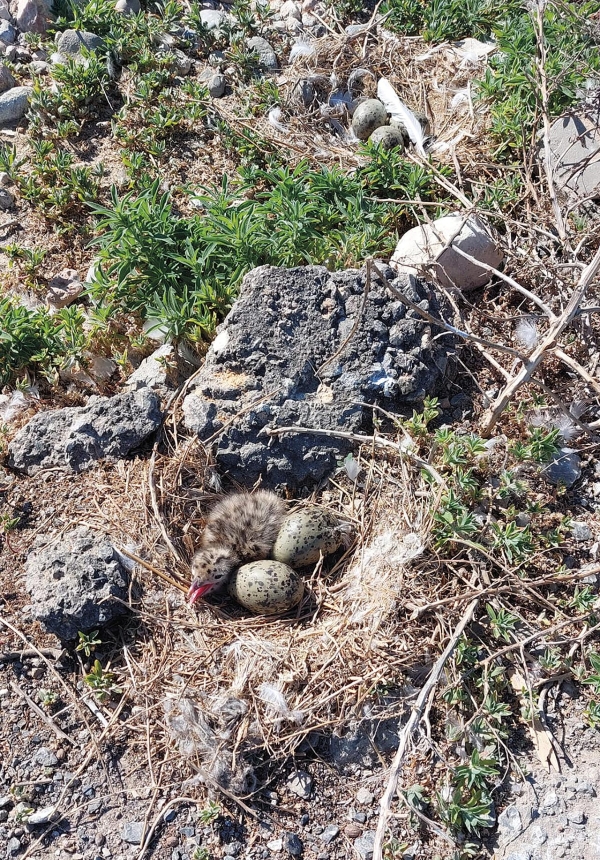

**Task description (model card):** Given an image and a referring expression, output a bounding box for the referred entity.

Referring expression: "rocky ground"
[2,0,600,859]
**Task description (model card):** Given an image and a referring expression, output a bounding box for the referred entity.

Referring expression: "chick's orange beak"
[187,580,213,605]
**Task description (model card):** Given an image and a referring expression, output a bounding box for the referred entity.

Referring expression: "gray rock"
[498,805,522,836]
[24,526,130,641]
[122,821,144,844]
[6,837,20,856]
[539,789,560,814]
[0,18,16,43]
[15,0,51,33]
[57,29,104,56]
[0,62,14,91]
[0,795,12,808]
[30,60,50,73]
[354,830,375,860]
[319,825,339,844]
[182,265,452,490]
[207,72,225,97]
[287,770,312,799]
[571,521,592,541]
[541,450,581,488]
[282,832,303,856]
[0,85,32,124]
[156,46,191,75]
[27,805,57,825]
[247,36,277,70]
[546,113,600,200]
[529,825,547,845]
[0,0,11,22]
[566,808,585,824]
[0,186,13,208]
[33,746,58,767]
[352,811,367,824]
[125,344,175,393]
[8,389,162,475]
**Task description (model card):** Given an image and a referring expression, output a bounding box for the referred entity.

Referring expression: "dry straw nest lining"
[109,432,445,795]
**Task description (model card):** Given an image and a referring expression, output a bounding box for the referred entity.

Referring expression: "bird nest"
[115,427,437,800]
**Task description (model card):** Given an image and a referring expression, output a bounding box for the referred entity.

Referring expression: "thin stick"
[10,680,75,745]
[116,546,188,593]
[372,597,479,860]
[481,245,600,435]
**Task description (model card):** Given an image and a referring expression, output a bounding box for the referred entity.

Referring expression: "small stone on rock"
[33,746,58,767]
[287,770,312,799]
[122,821,144,844]
[542,450,581,488]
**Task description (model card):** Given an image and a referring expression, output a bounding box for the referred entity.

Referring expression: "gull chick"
[187,490,287,605]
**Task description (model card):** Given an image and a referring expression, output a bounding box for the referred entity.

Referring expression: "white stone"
[280,0,301,19]
[390,214,503,291]
[115,0,140,13]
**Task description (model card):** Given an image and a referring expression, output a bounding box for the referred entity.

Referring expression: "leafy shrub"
[86,158,450,343]
[0,299,87,385]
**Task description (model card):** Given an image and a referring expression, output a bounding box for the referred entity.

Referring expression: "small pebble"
[282,832,303,856]
[287,770,312,800]
[344,823,362,838]
[356,788,374,805]
[319,825,339,844]
[121,821,144,844]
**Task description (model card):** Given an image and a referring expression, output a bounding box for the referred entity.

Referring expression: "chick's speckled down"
[228,561,304,615]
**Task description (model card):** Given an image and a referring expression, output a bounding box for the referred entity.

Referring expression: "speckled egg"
[272,508,344,568]
[228,561,304,615]
[368,125,405,151]
[351,99,388,141]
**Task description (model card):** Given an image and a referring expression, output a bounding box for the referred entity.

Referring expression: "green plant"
[0,298,88,385]
[405,396,440,438]
[490,520,534,565]
[196,800,220,824]
[84,659,121,702]
[486,605,519,642]
[76,629,102,657]
[511,427,561,464]
[585,701,600,729]
[38,689,59,708]
[475,1,600,157]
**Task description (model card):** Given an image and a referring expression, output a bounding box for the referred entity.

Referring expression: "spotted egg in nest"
[228,560,304,615]
[272,508,346,568]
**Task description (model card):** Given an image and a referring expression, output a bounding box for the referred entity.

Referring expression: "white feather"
[268,107,288,134]
[376,78,425,155]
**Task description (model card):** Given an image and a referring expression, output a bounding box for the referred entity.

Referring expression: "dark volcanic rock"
[183,264,453,490]
[8,389,162,475]
[24,526,129,640]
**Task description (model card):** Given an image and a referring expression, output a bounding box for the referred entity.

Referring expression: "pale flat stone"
[390,214,503,291]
